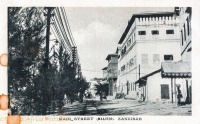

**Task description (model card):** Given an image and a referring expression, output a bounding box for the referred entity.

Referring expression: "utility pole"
[72,47,77,76]
[139,64,140,78]
[77,64,80,79]
[44,7,54,68]
[42,7,54,115]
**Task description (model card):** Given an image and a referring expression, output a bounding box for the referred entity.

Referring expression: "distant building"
[102,67,108,79]
[103,54,118,97]
[116,12,182,102]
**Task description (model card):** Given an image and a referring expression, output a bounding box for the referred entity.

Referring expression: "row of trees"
[8,7,89,115]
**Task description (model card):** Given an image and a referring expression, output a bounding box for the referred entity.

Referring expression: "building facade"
[160,7,192,104]
[178,7,192,62]
[102,67,108,79]
[105,54,118,97]
[116,12,182,102]
[178,7,192,103]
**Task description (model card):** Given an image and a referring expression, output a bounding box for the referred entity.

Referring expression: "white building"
[161,7,192,104]
[116,12,183,102]
[178,7,192,62]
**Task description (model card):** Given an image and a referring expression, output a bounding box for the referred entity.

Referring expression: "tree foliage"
[8,7,89,115]
[94,83,109,101]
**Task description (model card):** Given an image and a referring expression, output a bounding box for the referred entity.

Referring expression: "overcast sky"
[64,7,174,80]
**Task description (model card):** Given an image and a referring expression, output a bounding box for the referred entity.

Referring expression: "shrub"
[115,93,126,99]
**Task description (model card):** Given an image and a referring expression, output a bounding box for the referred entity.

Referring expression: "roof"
[118,12,176,44]
[102,67,108,70]
[161,62,191,78]
[106,53,118,60]
[135,69,161,84]
[100,80,109,84]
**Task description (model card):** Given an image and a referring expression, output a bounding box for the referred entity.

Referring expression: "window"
[131,83,132,91]
[141,54,148,64]
[183,24,186,41]
[124,46,126,53]
[153,54,160,64]
[121,65,125,72]
[166,30,174,34]
[161,84,170,99]
[181,30,184,46]
[138,31,146,35]
[164,55,173,61]
[121,46,127,56]
[129,58,134,67]
[127,82,129,95]
[127,39,132,47]
[187,17,190,36]
[152,30,159,35]
[127,62,129,70]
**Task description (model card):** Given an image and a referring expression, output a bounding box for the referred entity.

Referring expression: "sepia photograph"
[8,7,192,116]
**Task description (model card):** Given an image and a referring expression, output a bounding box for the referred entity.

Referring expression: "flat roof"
[118,12,176,44]
[102,67,108,70]
[106,53,118,60]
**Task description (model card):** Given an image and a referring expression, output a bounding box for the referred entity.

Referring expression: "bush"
[115,93,126,99]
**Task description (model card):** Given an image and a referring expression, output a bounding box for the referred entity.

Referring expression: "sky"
[64,7,174,80]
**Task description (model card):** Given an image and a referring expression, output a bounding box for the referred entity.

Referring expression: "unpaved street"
[60,99,191,116]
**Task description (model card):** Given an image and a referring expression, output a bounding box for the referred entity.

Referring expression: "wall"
[103,70,108,79]
[137,40,181,78]
[107,63,118,79]
[179,7,192,62]
[147,72,191,102]
[147,72,172,102]
[117,15,181,99]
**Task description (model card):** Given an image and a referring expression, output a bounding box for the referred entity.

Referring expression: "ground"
[57,98,191,116]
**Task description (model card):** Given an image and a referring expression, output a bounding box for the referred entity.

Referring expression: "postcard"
[0,0,200,124]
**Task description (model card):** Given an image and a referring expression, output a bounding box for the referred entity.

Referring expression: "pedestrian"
[177,86,183,106]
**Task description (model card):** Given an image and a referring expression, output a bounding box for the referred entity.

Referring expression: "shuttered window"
[161,84,170,99]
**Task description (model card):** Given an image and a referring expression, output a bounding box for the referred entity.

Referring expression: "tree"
[77,78,90,103]
[8,7,89,115]
[8,7,47,115]
[94,82,109,101]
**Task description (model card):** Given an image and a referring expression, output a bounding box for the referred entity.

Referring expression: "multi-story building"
[161,7,192,104]
[179,7,192,104]
[104,54,118,97]
[116,12,182,102]
[178,7,192,62]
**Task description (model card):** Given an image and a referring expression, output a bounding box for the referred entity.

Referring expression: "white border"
[1,0,200,124]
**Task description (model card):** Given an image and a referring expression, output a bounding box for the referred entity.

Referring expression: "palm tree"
[94,82,108,101]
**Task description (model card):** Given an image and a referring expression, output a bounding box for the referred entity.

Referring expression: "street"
[57,99,191,116]
[7,7,193,117]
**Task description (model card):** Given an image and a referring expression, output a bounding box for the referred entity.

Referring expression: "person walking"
[177,86,183,106]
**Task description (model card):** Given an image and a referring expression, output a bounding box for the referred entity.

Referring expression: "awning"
[161,62,191,78]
